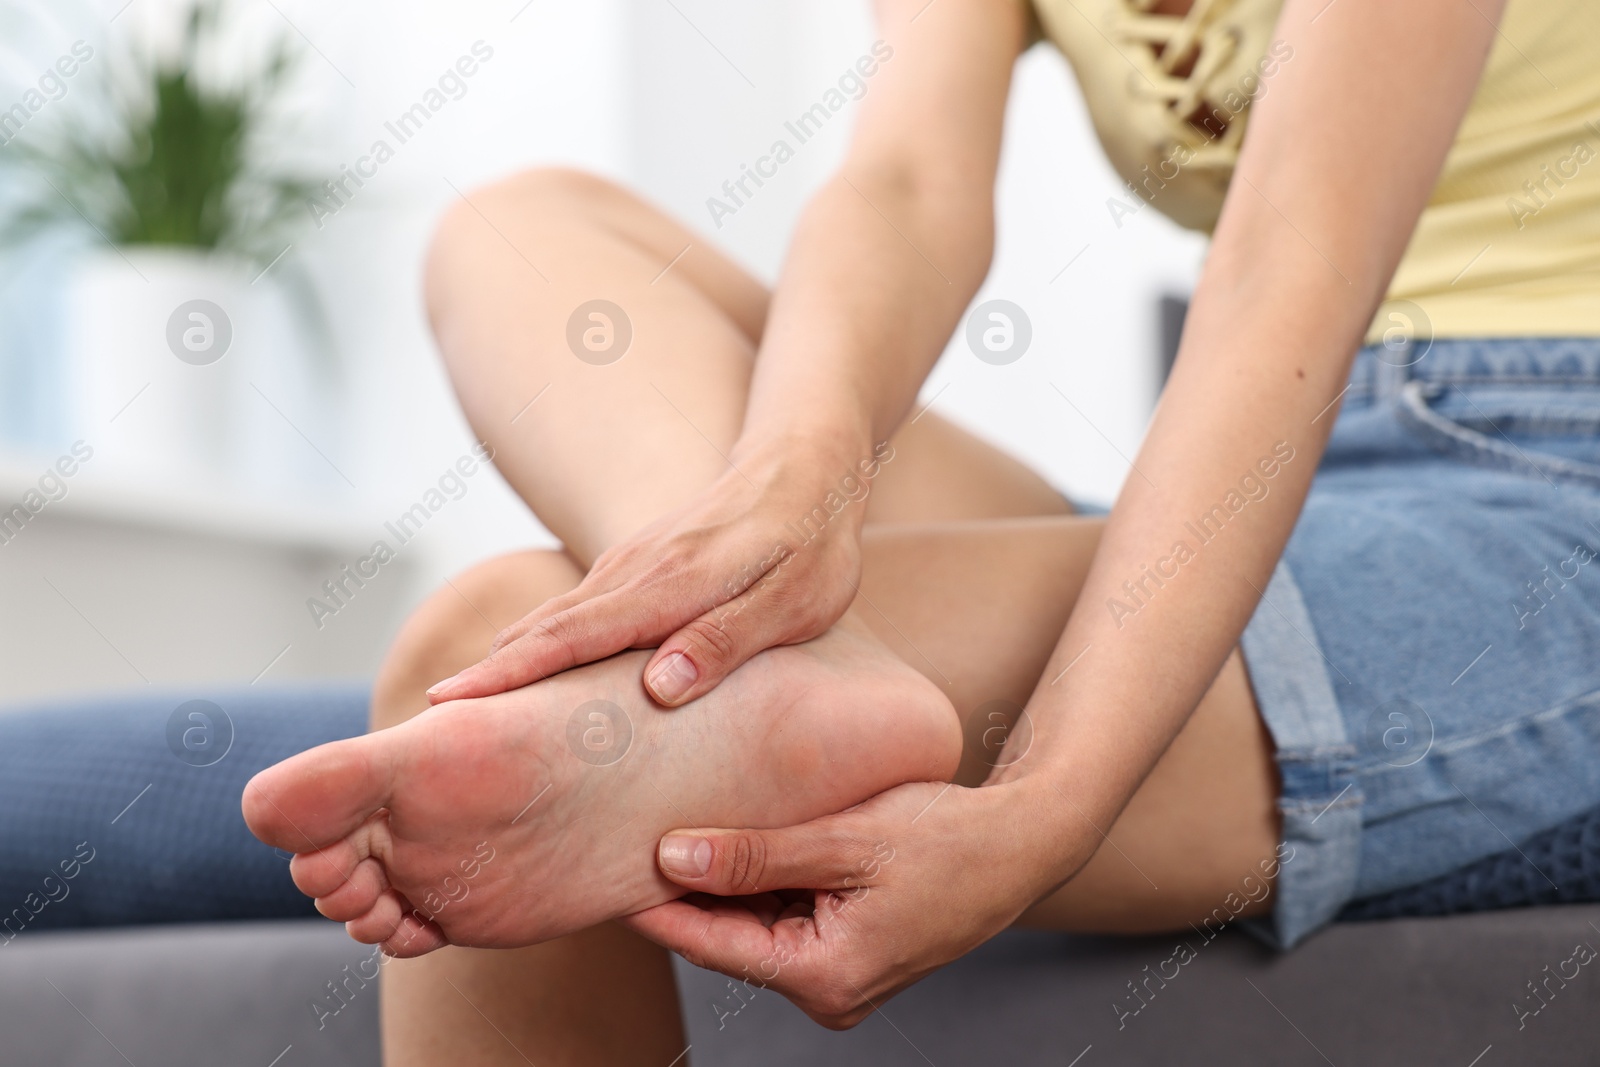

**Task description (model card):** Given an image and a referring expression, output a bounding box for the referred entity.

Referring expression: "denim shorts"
[1239,337,1600,948]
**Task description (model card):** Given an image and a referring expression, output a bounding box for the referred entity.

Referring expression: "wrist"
[732,415,874,473]
[732,427,892,517]
[983,773,1112,904]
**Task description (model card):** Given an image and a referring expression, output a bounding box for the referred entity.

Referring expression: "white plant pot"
[62,247,333,495]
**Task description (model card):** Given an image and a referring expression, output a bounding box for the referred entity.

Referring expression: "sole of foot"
[242,620,960,956]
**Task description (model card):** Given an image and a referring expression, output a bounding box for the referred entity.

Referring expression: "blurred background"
[0,0,1205,704]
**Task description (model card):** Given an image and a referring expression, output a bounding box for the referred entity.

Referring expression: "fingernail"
[425,673,460,698]
[659,834,712,878]
[647,652,697,704]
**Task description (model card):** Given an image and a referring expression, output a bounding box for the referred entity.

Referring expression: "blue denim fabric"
[0,685,368,932]
[1241,337,1600,948]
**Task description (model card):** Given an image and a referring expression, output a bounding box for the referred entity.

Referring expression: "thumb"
[643,589,796,706]
[656,820,873,896]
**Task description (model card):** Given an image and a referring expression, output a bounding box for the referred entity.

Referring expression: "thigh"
[425,169,763,559]
[874,413,1073,524]
[855,516,1282,932]
[425,166,1066,565]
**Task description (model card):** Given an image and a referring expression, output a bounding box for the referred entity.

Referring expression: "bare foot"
[241,618,959,956]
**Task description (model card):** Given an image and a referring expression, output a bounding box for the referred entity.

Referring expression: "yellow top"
[1029,0,1600,341]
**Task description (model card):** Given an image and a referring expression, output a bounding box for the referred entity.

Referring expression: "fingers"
[643,548,849,705]
[655,818,878,896]
[640,587,792,706]
[426,524,819,704]
[624,901,872,1029]
[484,588,586,657]
[425,585,656,703]
[423,618,571,704]
[623,898,790,976]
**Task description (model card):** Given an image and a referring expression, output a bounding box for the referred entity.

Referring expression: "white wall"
[622,0,1207,507]
[0,0,1206,701]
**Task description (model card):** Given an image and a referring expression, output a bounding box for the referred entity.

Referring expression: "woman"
[244,0,1600,1061]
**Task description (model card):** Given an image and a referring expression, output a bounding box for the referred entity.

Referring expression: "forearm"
[990,0,1503,889]
[735,168,992,465]
[733,0,1027,468]
[995,255,1361,812]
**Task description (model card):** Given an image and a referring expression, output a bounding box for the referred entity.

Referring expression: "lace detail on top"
[1032,0,1287,232]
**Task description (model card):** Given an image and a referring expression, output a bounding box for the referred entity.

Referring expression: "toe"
[344,890,449,957]
[242,734,396,853]
[345,888,407,945]
[381,912,450,958]
[289,831,371,899]
[312,857,390,923]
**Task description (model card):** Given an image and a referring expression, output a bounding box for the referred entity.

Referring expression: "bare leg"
[329,169,1270,1065]
[300,167,1065,1067]
[372,553,689,1067]
[422,167,1069,567]
[353,518,1275,1064]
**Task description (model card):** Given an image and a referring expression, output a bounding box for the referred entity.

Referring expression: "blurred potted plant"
[0,0,331,491]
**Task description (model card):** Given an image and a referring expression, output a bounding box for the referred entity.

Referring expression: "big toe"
[242,734,396,853]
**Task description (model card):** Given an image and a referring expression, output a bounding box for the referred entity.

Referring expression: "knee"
[447,166,621,231]
[488,166,624,211]
[426,166,621,297]
[425,166,622,325]
[369,549,582,732]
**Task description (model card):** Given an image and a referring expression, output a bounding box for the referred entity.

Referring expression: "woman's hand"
[623,780,1088,1029]
[427,0,1030,710]
[427,436,892,707]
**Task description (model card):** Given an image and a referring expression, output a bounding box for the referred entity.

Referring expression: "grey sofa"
[5,905,1597,1065]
